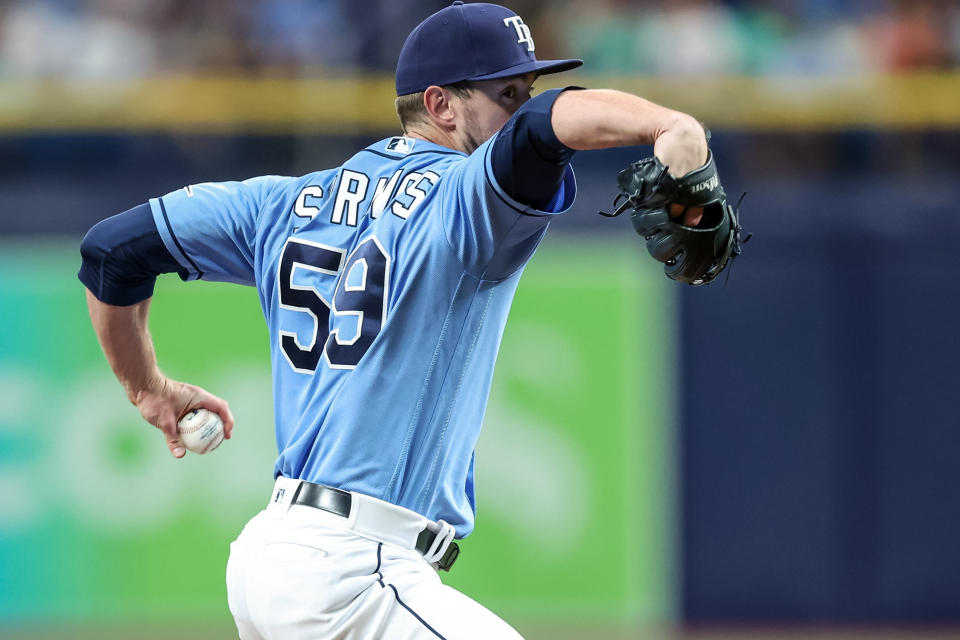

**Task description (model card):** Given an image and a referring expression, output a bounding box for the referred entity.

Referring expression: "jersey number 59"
[277,236,390,373]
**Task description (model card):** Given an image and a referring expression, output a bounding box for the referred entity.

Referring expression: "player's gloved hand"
[132,376,235,458]
[600,151,745,285]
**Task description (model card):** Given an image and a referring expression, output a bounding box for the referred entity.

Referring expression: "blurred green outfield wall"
[0,235,675,633]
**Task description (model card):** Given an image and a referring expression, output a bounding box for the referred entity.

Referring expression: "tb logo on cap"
[503,16,535,52]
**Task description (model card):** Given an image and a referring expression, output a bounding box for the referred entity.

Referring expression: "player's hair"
[395,81,476,133]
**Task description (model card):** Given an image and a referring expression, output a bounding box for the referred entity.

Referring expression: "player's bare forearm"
[84,289,234,457]
[552,89,708,225]
[551,89,707,178]
[85,290,164,404]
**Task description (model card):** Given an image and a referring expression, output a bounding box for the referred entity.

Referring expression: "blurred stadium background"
[2,0,960,638]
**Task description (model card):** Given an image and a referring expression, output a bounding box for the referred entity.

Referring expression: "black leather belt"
[291,481,460,572]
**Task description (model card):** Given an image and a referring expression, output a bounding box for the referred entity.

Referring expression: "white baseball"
[177,408,225,455]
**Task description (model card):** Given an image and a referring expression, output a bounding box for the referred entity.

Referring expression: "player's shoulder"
[236,171,336,216]
[252,171,338,197]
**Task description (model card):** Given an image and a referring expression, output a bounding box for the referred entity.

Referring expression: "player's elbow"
[79,216,132,303]
[79,218,111,270]
[79,216,121,292]
[78,203,169,306]
[79,214,134,283]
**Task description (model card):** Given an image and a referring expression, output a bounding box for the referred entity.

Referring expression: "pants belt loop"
[267,477,303,517]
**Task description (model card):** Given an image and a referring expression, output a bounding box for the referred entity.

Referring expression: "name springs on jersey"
[292,168,441,228]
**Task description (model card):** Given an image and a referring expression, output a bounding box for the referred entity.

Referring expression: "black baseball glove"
[601,151,745,286]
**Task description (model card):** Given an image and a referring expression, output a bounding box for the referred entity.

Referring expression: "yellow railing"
[3,72,959,133]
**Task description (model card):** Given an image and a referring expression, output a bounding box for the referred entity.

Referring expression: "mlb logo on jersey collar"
[386,137,415,155]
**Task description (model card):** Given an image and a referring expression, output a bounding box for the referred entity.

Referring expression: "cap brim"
[468,58,583,82]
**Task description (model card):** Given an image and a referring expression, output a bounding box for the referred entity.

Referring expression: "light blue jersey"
[150,135,575,535]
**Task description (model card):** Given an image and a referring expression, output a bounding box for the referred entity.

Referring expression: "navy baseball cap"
[395,1,582,95]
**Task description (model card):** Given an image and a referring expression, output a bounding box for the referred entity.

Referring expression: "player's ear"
[423,86,457,130]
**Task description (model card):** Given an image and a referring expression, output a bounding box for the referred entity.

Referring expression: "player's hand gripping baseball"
[133,376,234,458]
[84,291,235,458]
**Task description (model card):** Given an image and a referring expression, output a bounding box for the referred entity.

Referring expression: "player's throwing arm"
[82,289,234,458]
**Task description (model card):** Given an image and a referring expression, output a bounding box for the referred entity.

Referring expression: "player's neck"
[405,126,467,155]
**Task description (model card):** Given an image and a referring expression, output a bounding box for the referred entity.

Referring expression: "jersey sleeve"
[78,203,186,306]
[489,88,579,209]
[149,176,287,286]
[439,135,576,281]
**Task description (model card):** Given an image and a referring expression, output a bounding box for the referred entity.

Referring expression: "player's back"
[151,133,575,534]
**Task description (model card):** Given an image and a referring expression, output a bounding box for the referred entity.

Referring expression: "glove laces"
[721,191,752,286]
[422,519,456,565]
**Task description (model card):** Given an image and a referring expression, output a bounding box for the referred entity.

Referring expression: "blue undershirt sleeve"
[490,87,582,210]
[78,203,186,306]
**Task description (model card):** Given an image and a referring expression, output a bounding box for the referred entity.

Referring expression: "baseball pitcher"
[79,2,741,638]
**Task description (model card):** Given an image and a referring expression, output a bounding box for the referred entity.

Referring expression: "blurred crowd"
[1,0,958,79]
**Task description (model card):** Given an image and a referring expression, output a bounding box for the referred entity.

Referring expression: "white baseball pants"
[225,480,523,640]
